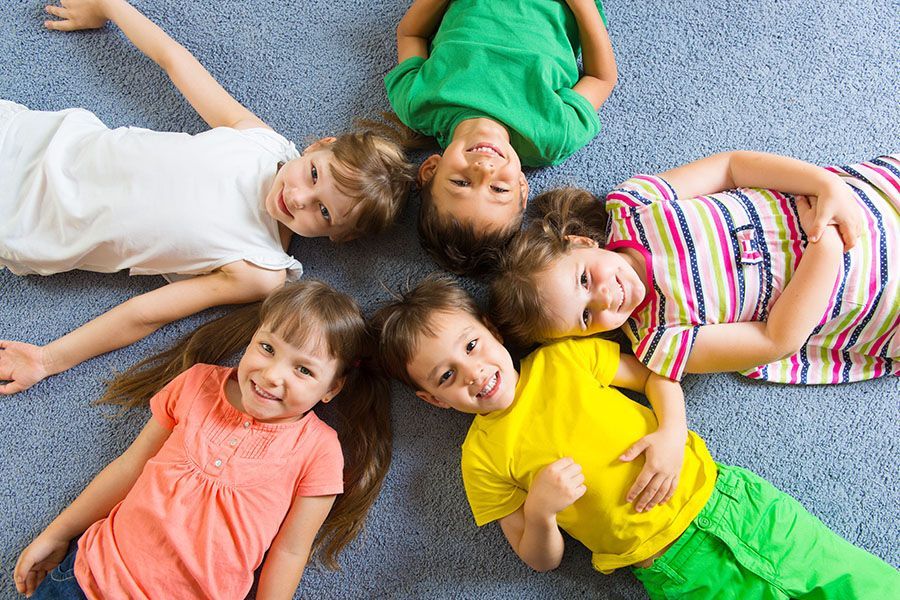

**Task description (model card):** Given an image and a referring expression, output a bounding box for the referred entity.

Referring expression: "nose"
[463,363,484,387]
[286,188,314,211]
[592,281,614,311]
[262,362,286,386]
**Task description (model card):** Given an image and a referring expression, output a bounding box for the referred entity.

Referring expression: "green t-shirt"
[385,0,606,167]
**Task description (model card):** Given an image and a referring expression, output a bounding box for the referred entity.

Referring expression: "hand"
[44,0,110,32]
[794,183,864,252]
[620,429,686,512]
[0,340,50,395]
[13,534,70,597]
[525,457,587,520]
[795,195,843,251]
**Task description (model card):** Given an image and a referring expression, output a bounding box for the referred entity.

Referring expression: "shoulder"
[607,174,678,208]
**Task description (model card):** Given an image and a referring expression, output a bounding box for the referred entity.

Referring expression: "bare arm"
[612,355,687,512]
[14,419,172,596]
[660,150,864,250]
[44,0,267,130]
[566,0,617,110]
[0,263,284,394]
[498,457,586,572]
[256,495,336,599]
[395,0,451,62]
[687,222,843,373]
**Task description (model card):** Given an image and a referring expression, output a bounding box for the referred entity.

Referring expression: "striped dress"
[605,156,899,384]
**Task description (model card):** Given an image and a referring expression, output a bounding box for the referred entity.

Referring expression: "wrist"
[523,498,558,527]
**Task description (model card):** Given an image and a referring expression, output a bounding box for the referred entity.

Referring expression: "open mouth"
[475,371,501,400]
[277,191,294,218]
[465,143,505,159]
[615,278,625,311]
[253,381,282,402]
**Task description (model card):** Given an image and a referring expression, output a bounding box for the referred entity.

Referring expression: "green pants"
[633,463,899,599]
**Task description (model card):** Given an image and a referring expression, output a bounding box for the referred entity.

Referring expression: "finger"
[0,380,27,395]
[626,468,654,503]
[573,484,587,500]
[570,472,585,487]
[662,476,679,504]
[25,570,37,597]
[619,438,649,462]
[44,5,69,18]
[644,477,672,510]
[560,460,583,477]
[635,474,665,512]
[44,18,78,31]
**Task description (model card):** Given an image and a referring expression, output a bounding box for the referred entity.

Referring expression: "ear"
[418,154,442,186]
[321,376,346,404]
[303,136,337,155]
[518,172,530,210]
[415,390,450,409]
[564,234,599,248]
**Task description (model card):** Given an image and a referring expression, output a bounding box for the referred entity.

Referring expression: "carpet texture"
[1,1,898,598]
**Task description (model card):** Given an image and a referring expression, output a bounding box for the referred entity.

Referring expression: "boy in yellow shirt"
[373,275,899,598]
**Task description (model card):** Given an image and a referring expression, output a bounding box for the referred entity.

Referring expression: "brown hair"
[370,274,482,390]
[417,180,524,276]
[99,281,391,569]
[328,130,417,241]
[489,187,609,346]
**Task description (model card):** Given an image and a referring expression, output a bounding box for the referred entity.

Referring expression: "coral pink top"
[74,364,344,599]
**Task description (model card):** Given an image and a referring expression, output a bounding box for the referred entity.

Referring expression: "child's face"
[231,326,344,424]
[264,138,357,241]
[534,241,646,339]
[406,309,518,415]
[419,119,528,233]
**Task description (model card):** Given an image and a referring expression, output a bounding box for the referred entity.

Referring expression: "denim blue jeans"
[31,544,87,600]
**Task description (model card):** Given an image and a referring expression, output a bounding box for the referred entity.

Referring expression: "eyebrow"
[426,326,474,382]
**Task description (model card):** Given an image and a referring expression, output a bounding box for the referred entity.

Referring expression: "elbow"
[526,558,562,573]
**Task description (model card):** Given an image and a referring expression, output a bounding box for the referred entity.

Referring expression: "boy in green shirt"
[386,1,617,275]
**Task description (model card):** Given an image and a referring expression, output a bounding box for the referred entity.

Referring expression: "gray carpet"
[1,1,898,598]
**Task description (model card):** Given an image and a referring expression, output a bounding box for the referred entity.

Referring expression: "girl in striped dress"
[489,151,898,384]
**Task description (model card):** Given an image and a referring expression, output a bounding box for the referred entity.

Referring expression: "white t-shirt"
[0,102,302,281]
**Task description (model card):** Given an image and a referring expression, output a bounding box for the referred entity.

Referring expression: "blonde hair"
[371,274,483,390]
[489,187,608,346]
[100,281,392,569]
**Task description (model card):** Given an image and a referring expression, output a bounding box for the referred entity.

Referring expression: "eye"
[451,179,470,187]
[438,369,454,385]
[490,185,509,193]
[259,342,274,354]
[466,339,477,353]
[580,270,588,288]
[311,164,318,184]
[296,365,312,377]
[582,308,590,327]
[319,203,331,221]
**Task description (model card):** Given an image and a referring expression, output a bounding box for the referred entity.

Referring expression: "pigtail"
[313,351,392,570]
[98,303,262,409]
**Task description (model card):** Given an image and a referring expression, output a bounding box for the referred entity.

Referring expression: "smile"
[277,191,294,218]
[253,381,282,402]
[615,278,625,311]
[466,143,505,159]
[475,371,500,400]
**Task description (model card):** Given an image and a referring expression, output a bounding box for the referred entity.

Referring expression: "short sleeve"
[384,57,426,129]
[294,428,344,497]
[461,434,526,527]
[554,338,620,387]
[606,175,679,210]
[552,87,601,163]
[634,324,698,382]
[149,367,195,430]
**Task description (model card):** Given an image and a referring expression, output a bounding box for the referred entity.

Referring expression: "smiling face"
[534,240,647,339]
[406,309,518,415]
[263,139,358,241]
[229,325,344,424]
[419,118,528,233]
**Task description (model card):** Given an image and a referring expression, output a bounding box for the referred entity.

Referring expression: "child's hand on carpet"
[43,0,110,32]
[0,340,49,395]
[13,533,70,597]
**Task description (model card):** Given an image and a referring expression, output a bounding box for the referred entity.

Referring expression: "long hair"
[100,280,392,569]
[489,187,608,346]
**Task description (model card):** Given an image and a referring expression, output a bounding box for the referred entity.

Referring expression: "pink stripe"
[773,191,803,271]
[620,218,660,359]
[606,191,644,208]
[634,175,674,201]
[861,162,900,196]
[660,206,698,321]
[668,330,692,380]
[789,353,800,383]
[696,195,739,322]
[869,313,900,357]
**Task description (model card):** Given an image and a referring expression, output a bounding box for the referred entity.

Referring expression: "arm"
[14,419,172,597]
[566,0,618,110]
[613,355,687,512]
[687,220,843,373]
[44,0,267,130]
[256,495,336,599]
[0,263,284,394]
[497,457,585,572]
[660,150,864,250]
[395,0,451,62]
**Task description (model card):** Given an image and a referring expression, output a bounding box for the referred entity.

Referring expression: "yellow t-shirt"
[461,338,717,572]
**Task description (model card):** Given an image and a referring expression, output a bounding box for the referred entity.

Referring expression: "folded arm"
[566,0,618,110]
[395,0,451,62]
[0,262,284,394]
[45,0,267,130]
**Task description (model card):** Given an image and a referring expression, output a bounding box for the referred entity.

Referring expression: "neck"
[277,223,293,251]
